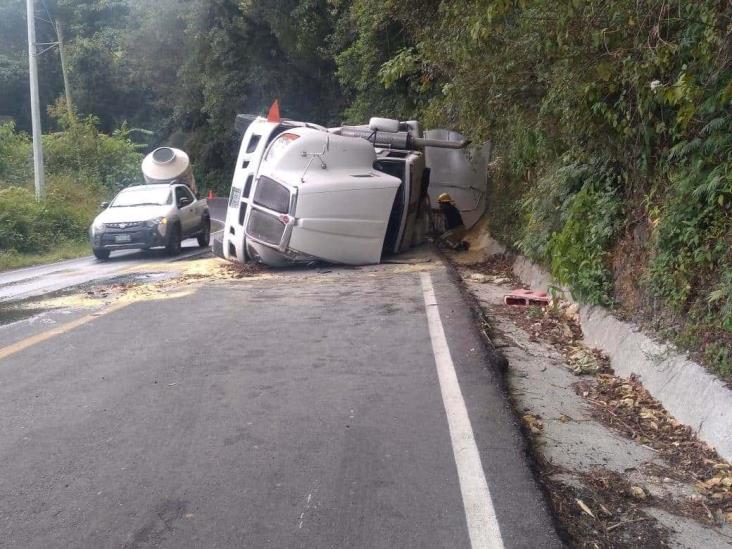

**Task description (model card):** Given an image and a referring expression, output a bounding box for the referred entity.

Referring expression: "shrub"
[520,158,624,305]
[0,107,136,258]
[0,187,46,253]
[44,101,142,191]
[0,122,32,188]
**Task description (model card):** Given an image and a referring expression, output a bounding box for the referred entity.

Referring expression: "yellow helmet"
[438,193,454,204]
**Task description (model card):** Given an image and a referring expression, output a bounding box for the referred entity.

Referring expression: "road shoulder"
[426,265,562,548]
[450,254,732,547]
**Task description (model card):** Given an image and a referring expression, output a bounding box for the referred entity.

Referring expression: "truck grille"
[247,209,285,246]
[253,176,290,213]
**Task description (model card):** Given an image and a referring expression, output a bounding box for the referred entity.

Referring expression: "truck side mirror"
[100,201,109,209]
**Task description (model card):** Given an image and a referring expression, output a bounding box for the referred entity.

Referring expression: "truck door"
[175,186,198,235]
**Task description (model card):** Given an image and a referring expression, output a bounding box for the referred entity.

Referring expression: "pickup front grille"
[247,209,285,246]
[104,222,143,230]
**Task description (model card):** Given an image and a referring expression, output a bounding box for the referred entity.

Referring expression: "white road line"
[420,272,505,549]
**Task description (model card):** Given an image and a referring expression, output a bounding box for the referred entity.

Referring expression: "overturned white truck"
[221,110,489,267]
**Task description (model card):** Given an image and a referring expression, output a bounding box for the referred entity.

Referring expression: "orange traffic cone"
[207,189,214,200]
[267,99,281,123]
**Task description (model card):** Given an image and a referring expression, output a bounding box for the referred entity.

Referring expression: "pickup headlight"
[145,216,168,228]
[92,219,105,231]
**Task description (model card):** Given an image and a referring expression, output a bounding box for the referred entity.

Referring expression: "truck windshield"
[111,187,172,207]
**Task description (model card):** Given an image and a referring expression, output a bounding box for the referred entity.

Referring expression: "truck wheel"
[93,248,110,260]
[197,218,211,247]
[166,223,182,256]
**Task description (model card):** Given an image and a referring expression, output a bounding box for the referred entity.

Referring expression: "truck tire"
[197,218,211,248]
[93,248,110,260]
[166,223,182,256]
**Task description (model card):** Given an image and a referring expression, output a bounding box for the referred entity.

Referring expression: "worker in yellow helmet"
[437,193,469,251]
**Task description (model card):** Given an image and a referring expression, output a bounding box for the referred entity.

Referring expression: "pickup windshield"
[111,187,172,207]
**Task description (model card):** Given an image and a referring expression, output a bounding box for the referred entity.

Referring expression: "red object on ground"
[267,99,281,123]
[207,190,215,200]
[504,289,551,306]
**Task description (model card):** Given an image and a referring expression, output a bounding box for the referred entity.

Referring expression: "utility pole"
[26,0,45,200]
[56,20,73,117]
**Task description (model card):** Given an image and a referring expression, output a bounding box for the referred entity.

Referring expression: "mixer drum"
[141,147,197,195]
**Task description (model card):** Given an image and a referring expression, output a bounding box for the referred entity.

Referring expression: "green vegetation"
[331,0,731,377]
[0,240,89,272]
[520,158,625,305]
[0,110,140,266]
[0,0,729,375]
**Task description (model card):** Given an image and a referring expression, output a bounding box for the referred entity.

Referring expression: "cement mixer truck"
[219,106,490,267]
[89,147,209,260]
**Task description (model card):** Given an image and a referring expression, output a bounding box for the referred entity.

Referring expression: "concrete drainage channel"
[509,253,732,462]
[443,237,732,547]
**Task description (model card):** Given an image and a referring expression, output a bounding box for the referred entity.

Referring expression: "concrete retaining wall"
[486,238,732,461]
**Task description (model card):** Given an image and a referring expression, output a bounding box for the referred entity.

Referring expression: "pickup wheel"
[197,217,211,248]
[166,223,182,256]
[93,248,110,260]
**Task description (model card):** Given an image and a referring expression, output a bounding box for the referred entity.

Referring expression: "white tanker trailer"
[220,105,489,267]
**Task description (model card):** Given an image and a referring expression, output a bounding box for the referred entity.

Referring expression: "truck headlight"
[92,219,105,232]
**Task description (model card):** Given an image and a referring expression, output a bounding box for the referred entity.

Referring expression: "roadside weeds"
[0,240,89,273]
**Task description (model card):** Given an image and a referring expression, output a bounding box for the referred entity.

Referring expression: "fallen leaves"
[521,410,544,435]
[541,467,670,547]
[567,346,607,375]
[468,272,511,284]
[506,303,611,377]
[462,256,521,286]
[576,498,595,518]
[630,486,647,500]
[582,373,732,523]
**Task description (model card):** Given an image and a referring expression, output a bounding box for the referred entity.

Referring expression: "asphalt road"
[0,243,207,303]
[0,256,560,548]
[0,198,228,304]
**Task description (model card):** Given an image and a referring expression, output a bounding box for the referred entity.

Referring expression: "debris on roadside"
[463,255,522,286]
[450,250,732,545]
[580,373,732,525]
[521,410,544,435]
[220,260,267,279]
[541,466,670,547]
[494,294,611,377]
[468,272,511,285]
[504,289,551,306]
[567,347,607,376]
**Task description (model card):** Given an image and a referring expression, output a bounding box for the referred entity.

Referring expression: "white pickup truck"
[220,111,488,267]
[90,147,209,260]
[90,183,210,260]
